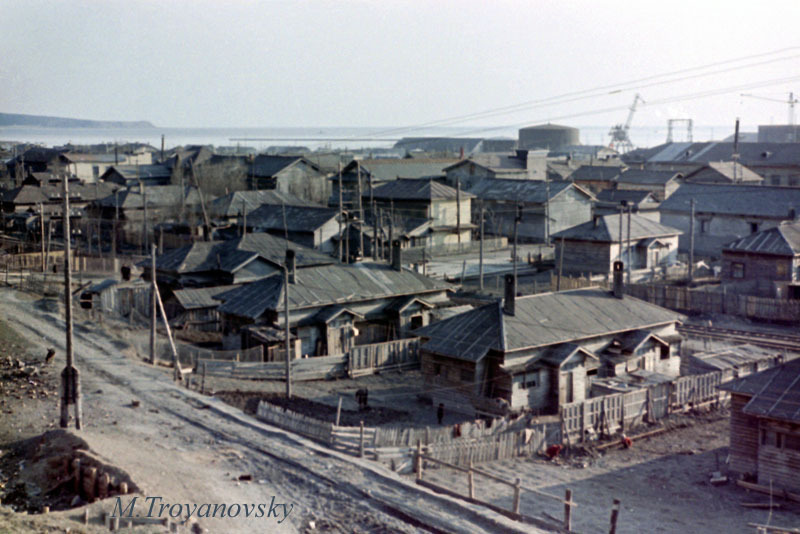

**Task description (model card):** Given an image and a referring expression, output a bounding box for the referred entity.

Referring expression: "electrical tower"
[741,92,798,125]
[666,119,693,143]
[608,93,644,154]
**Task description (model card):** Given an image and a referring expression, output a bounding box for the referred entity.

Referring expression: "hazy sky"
[3,0,800,132]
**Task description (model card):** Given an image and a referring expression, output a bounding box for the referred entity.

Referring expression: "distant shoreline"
[0,112,154,129]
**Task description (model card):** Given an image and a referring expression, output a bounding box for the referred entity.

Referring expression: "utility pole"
[112,189,119,263]
[513,203,521,283]
[456,177,462,246]
[689,198,695,283]
[241,198,247,237]
[150,244,157,365]
[557,236,565,291]
[544,173,551,245]
[372,199,378,260]
[618,204,624,270]
[60,173,82,430]
[284,265,292,399]
[141,185,147,256]
[338,163,344,263]
[388,200,394,266]
[39,203,45,273]
[357,160,363,258]
[479,200,485,291]
[626,203,632,284]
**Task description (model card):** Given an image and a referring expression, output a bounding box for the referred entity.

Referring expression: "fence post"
[609,498,621,534]
[512,477,521,514]
[201,362,206,394]
[415,440,423,482]
[564,488,572,531]
[467,458,474,499]
[359,420,365,458]
[335,396,342,426]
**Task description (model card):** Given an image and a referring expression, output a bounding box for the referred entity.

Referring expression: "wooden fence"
[198,338,421,381]
[625,283,800,323]
[198,354,348,381]
[256,401,334,443]
[348,338,420,377]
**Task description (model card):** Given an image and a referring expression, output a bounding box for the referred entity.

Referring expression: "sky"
[3,0,800,134]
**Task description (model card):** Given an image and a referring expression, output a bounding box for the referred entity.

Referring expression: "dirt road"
[0,288,539,534]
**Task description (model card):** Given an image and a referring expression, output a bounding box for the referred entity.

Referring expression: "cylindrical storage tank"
[518,124,580,150]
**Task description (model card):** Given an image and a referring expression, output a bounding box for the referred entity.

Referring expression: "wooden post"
[119,481,128,495]
[60,173,81,430]
[84,467,97,501]
[359,420,365,458]
[97,472,109,500]
[71,458,81,494]
[111,515,120,531]
[150,244,157,365]
[39,203,45,273]
[335,396,342,426]
[479,200,484,291]
[564,489,573,531]
[153,283,180,381]
[82,508,89,525]
[512,477,521,514]
[201,362,206,394]
[609,498,621,534]
[415,440,423,482]
[468,459,475,499]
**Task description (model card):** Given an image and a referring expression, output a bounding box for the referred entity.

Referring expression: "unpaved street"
[0,288,538,534]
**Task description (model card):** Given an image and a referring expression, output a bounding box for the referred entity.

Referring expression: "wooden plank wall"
[348,338,420,377]
[198,354,348,381]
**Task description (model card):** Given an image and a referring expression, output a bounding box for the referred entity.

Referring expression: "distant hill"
[0,112,155,129]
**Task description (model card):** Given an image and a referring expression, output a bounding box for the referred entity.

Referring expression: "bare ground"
[0,288,542,534]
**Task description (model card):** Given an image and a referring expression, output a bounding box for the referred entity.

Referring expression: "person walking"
[437,403,444,425]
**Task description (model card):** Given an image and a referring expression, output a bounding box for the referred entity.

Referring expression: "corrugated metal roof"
[617,169,682,185]
[626,142,800,167]
[250,155,320,177]
[661,183,800,218]
[552,213,681,242]
[370,178,473,201]
[216,263,453,320]
[723,220,800,255]
[155,233,333,274]
[690,345,774,371]
[341,159,458,182]
[107,164,171,179]
[720,358,800,423]
[569,166,623,182]
[595,189,657,205]
[173,285,240,310]
[248,205,338,233]
[209,190,318,218]
[96,185,205,209]
[467,179,576,204]
[415,288,681,362]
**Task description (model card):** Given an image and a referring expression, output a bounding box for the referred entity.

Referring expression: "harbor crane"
[608,93,644,154]
[741,92,798,125]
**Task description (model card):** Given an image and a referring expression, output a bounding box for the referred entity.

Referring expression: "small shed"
[719,358,800,491]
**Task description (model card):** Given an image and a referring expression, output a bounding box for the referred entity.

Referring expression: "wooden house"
[719,358,800,492]
[208,190,318,225]
[443,151,547,192]
[467,179,594,243]
[366,179,474,247]
[568,165,624,194]
[168,285,239,332]
[246,205,340,253]
[615,169,683,201]
[99,165,172,187]
[215,247,452,355]
[247,155,330,205]
[721,220,800,298]
[594,189,660,221]
[414,276,682,416]
[552,213,681,276]
[152,233,333,289]
[682,344,781,382]
[683,162,763,184]
[660,183,800,258]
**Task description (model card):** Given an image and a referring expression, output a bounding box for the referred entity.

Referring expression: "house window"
[520,371,537,389]
[460,369,473,382]
[762,429,782,448]
[660,344,670,360]
[732,262,745,279]
[700,220,710,234]
[750,222,759,234]
[785,434,800,452]
[777,263,789,277]
[790,176,799,187]
[771,175,782,186]
[433,363,442,376]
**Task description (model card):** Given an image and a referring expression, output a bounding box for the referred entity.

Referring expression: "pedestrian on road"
[437,403,444,425]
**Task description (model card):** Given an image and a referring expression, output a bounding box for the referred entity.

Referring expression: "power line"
[358,46,800,139]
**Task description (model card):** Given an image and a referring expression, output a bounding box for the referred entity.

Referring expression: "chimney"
[612,260,624,298]
[391,240,402,271]
[286,249,296,283]
[503,274,516,316]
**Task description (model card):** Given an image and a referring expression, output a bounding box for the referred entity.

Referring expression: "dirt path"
[420,415,800,533]
[0,288,541,534]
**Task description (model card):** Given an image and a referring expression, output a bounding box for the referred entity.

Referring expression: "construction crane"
[741,92,798,125]
[608,94,644,154]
